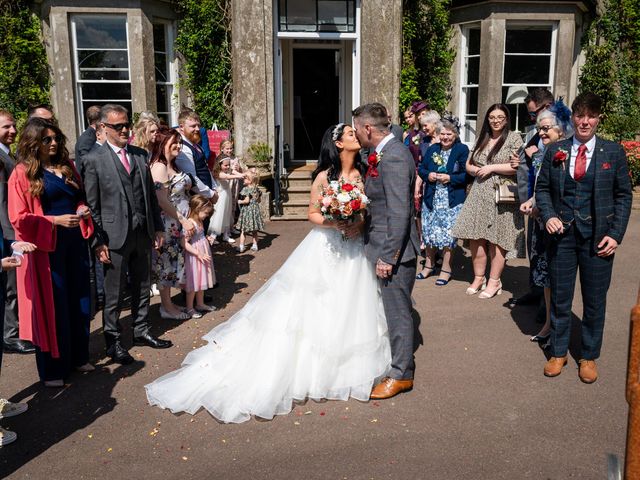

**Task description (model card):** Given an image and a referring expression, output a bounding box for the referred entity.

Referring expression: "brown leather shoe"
[578,359,598,384]
[370,377,413,400]
[544,356,568,377]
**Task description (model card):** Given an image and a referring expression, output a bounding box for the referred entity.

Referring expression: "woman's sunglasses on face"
[42,135,62,145]
[536,125,557,133]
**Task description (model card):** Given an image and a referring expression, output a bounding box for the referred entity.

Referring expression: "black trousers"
[3,238,19,343]
[102,228,152,346]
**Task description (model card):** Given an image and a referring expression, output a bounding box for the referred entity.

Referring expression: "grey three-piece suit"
[0,148,19,343]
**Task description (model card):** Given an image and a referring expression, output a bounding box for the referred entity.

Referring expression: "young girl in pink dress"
[181,195,216,319]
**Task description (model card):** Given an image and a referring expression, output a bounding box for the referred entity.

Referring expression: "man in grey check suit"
[84,104,173,365]
[536,93,632,384]
[0,110,35,354]
[353,103,420,399]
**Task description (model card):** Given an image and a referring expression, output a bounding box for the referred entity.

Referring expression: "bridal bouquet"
[315,179,369,239]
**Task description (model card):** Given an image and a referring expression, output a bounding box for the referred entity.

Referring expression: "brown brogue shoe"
[578,359,598,384]
[370,377,413,400]
[544,356,568,377]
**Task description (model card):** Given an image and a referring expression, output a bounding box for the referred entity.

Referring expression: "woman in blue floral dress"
[417,119,470,286]
[149,126,196,320]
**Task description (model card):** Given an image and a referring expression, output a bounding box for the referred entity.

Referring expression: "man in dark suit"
[0,110,34,354]
[84,104,172,365]
[74,105,101,178]
[536,92,632,383]
[353,103,421,399]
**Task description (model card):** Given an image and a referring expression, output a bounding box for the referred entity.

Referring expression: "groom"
[353,103,420,399]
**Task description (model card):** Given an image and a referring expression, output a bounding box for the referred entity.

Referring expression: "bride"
[145,124,391,423]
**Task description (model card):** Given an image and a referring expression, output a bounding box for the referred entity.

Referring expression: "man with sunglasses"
[84,104,172,365]
[510,88,554,311]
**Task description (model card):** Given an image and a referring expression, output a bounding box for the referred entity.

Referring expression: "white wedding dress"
[145,227,391,423]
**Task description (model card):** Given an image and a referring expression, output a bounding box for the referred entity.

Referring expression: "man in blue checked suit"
[536,92,632,384]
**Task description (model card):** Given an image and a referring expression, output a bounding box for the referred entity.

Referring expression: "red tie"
[574,144,587,181]
[119,148,131,174]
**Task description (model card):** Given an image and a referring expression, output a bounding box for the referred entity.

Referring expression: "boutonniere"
[412,134,421,146]
[602,162,611,170]
[366,152,382,178]
[553,148,568,164]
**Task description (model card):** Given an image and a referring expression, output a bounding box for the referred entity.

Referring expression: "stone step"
[281,203,309,217]
[270,213,309,221]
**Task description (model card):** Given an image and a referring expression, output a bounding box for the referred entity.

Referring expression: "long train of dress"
[145,227,391,423]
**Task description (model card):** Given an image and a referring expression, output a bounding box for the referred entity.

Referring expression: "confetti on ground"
[107,448,113,452]
[304,411,312,415]
[87,434,93,439]
[293,421,300,426]
[150,428,159,436]
[320,412,326,416]
[370,419,378,423]
[182,456,188,461]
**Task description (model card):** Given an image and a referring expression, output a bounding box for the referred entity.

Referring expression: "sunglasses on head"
[42,134,62,145]
[103,122,131,131]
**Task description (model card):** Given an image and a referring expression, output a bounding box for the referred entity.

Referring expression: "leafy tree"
[173,0,232,129]
[0,0,51,123]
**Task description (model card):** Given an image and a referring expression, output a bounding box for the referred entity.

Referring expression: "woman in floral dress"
[149,126,196,320]
[416,119,469,285]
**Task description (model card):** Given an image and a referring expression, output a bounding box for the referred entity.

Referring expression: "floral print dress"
[236,186,264,233]
[152,171,192,287]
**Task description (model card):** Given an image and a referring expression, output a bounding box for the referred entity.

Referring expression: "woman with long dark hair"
[149,126,197,320]
[452,104,524,298]
[146,123,390,423]
[9,118,95,386]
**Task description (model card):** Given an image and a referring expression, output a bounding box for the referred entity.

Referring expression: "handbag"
[494,180,518,204]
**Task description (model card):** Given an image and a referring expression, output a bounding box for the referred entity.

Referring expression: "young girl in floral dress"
[182,195,216,319]
[219,140,245,222]
[236,170,265,252]
[208,157,245,243]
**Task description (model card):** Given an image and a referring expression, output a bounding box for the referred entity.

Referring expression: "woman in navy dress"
[416,118,470,285]
[10,119,94,387]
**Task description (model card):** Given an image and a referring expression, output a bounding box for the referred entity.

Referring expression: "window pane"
[155,53,167,82]
[466,57,479,85]
[287,0,316,26]
[504,55,551,84]
[75,15,127,49]
[465,87,478,116]
[505,29,552,54]
[468,28,481,56]
[153,24,166,53]
[81,83,131,100]
[279,0,354,32]
[78,50,128,69]
[156,84,170,115]
[80,70,129,81]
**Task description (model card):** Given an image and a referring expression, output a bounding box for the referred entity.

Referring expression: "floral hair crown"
[331,123,345,141]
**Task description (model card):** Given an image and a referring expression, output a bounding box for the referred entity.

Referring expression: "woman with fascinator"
[518,100,573,345]
[146,123,391,423]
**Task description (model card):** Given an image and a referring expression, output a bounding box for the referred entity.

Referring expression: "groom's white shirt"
[375,133,395,154]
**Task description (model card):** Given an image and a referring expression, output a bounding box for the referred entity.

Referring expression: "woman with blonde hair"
[132,111,160,152]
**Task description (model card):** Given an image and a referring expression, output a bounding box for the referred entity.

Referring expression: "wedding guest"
[537,93,632,383]
[416,110,442,252]
[9,118,95,386]
[74,105,101,177]
[27,104,56,124]
[236,170,264,253]
[219,139,245,221]
[402,107,415,143]
[132,111,160,153]
[208,157,244,243]
[416,117,469,285]
[518,102,573,345]
[149,126,195,321]
[181,195,216,319]
[452,104,524,298]
[84,104,172,365]
[405,100,429,166]
[0,110,35,354]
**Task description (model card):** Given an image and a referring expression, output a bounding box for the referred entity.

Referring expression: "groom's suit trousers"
[381,258,417,380]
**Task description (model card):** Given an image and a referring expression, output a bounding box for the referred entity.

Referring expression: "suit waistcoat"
[183,142,212,189]
[559,157,596,239]
[115,155,147,231]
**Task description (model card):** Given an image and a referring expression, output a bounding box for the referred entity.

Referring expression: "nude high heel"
[478,278,502,299]
[466,276,486,295]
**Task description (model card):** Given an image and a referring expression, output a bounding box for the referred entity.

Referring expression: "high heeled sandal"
[435,270,452,286]
[478,279,503,299]
[416,267,435,280]
[465,276,486,295]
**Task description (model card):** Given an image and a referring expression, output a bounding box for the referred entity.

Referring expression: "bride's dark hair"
[312,124,366,181]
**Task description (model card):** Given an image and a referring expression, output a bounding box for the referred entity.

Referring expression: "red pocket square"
[602,162,611,170]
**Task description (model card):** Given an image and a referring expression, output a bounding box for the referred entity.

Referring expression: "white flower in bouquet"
[336,192,351,204]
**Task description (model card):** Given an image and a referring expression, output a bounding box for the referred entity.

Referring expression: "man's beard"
[187,130,201,144]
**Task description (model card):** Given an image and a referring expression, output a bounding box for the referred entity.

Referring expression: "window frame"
[459,24,481,145]
[278,0,356,33]
[152,19,178,126]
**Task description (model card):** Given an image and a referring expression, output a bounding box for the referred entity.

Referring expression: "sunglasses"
[42,135,62,145]
[103,122,131,131]
[536,125,558,133]
[488,116,506,122]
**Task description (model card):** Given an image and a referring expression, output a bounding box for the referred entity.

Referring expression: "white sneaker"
[225,237,236,244]
[0,399,28,419]
[238,244,246,253]
[0,427,17,446]
[150,284,160,296]
[250,243,258,251]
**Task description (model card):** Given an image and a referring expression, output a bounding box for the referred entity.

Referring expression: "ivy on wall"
[400,0,455,117]
[579,0,640,140]
[173,0,232,130]
[0,0,51,123]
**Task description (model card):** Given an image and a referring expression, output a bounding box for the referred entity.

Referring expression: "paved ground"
[1,212,639,479]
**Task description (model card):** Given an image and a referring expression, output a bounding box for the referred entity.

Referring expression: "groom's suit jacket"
[364,137,420,266]
[83,142,163,251]
[535,136,632,246]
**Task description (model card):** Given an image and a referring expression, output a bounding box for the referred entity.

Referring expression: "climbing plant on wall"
[400,0,455,119]
[0,0,51,123]
[173,0,232,129]
[579,0,640,140]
